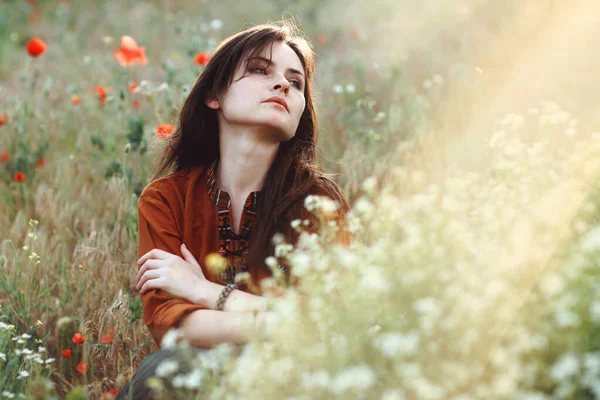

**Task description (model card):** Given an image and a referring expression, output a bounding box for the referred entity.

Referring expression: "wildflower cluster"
[147,103,600,399]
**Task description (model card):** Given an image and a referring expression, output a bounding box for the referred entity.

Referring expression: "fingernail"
[182,243,187,249]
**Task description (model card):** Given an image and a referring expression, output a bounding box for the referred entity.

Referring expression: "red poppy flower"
[101,334,113,344]
[0,113,7,126]
[36,157,45,167]
[72,333,85,344]
[95,86,108,106]
[156,124,174,139]
[61,349,72,358]
[0,152,8,163]
[76,361,89,374]
[14,172,25,182]
[72,95,80,105]
[26,38,47,57]
[102,389,119,399]
[193,52,211,66]
[113,36,148,67]
[133,100,140,110]
[128,82,139,93]
[109,327,116,335]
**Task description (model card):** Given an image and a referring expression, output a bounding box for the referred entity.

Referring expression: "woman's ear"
[205,92,220,110]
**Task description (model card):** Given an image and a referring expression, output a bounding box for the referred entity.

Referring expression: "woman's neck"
[216,131,279,197]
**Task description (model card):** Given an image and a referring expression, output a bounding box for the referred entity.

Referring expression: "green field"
[0,0,599,398]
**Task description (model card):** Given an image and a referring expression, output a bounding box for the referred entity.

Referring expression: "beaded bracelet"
[215,283,238,311]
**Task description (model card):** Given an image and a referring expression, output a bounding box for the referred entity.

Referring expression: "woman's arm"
[178,309,267,349]
[193,281,269,313]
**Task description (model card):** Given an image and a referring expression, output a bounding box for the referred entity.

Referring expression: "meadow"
[0,0,599,398]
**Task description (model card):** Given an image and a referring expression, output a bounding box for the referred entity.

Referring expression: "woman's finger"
[137,248,173,267]
[180,243,201,268]
[136,259,163,283]
[139,276,164,295]
[137,269,161,291]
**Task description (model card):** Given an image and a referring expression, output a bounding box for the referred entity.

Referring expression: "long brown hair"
[150,20,349,279]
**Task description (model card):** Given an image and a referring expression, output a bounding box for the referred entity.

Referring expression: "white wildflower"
[182,369,204,389]
[160,328,184,349]
[0,322,9,330]
[433,74,444,84]
[344,84,356,94]
[265,256,278,270]
[274,244,293,258]
[156,359,179,377]
[156,82,169,93]
[18,370,29,378]
[539,274,565,297]
[551,353,579,381]
[172,374,185,388]
[210,19,223,30]
[580,226,600,252]
[44,358,55,364]
[554,309,580,328]
[330,364,376,394]
[333,84,343,94]
[1,391,15,399]
[590,301,600,323]
[304,195,320,211]
[353,197,374,215]
[381,389,406,400]
[374,331,420,358]
[361,176,377,194]
[360,267,390,292]
[0,353,6,361]
[21,333,31,339]
[301,369,330,389]
[289,252,311,277]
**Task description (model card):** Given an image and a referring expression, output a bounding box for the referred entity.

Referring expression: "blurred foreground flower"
[26,37,47,57]
[113,36,148,67]
[0,113,7,126]
[1,152,8,163]
[71,95,80,105]
[156,124,174,139]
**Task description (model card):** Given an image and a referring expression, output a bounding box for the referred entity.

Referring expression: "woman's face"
[206,41,307,142]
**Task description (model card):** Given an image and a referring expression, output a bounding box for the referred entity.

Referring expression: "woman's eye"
[291,80,302,89]
[251,67,267,74]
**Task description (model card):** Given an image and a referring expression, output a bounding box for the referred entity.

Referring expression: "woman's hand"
[136,243,209,304]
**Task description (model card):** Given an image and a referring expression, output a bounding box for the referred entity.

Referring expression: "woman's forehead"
[244,42,302,69]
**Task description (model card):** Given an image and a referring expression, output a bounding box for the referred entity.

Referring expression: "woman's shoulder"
[139,164,210,203]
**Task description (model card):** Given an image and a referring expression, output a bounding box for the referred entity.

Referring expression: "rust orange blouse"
[137,159,350,346]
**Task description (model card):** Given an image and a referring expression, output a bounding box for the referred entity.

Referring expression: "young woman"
[116,21,350,398]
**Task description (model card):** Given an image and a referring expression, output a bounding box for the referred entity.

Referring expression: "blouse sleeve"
[137,190,208,347]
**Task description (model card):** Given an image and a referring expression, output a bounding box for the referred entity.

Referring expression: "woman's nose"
[272,75,290,93]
